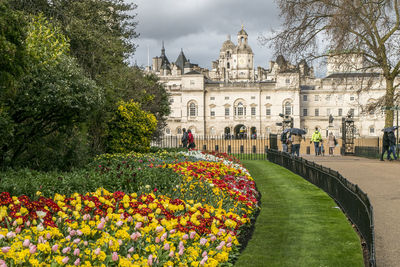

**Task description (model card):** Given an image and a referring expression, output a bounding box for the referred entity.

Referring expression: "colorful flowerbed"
[0,151,259,266]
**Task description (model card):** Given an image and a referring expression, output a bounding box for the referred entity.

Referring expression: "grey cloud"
[129,0,281,69]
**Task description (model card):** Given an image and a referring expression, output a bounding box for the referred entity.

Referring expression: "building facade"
[147,27,396,138]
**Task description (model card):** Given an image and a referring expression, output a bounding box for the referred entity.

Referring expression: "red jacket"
[188,132,194,143]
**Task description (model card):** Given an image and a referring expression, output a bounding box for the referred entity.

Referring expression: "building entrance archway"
[234,124,247,139]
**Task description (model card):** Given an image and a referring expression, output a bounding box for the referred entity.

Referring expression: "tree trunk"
[385,77,395,127]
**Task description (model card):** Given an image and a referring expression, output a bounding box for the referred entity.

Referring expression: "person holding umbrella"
[380,130,390,161]
[291,133,302,157]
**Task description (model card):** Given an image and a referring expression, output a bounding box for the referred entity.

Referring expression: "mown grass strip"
[235,160,364,267]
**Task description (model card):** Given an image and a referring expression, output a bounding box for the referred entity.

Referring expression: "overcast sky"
[128,0,283,70]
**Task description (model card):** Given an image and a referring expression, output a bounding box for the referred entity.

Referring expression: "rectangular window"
[303,108,308,116]
[315,108,319,116]
[225,108,230,116]
[303,95,308,101]
[266,108,271,116]
[370,127,375,134]
[251,96,256,100]
[338,108,343,116]
[315,95,319,101]
[169,98,174,103]
[190,80,195,85]
[266,96,271,100]
[350,108,355,116]
[285,78,290,84]
[225,96,229,100]
[350,96,355,101]
[326,95,331,101]
[251,107,256,116]
[210,109,215,117]
[210,97,215,100]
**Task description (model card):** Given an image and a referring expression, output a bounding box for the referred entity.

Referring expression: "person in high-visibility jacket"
[311,127,322,156]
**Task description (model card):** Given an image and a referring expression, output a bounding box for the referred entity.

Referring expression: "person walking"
[328,132,337,156]
[380,131,390,161]
[291,133,302,157]
[187,129,195,149]
[311,127,322,156]
[281,131,289,153]
[388,130,398,160]
[181,128,188,148]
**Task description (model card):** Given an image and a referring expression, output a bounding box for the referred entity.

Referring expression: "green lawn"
[235,160,364,267]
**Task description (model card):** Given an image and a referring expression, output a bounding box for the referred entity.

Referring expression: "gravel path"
[302,155,400,267]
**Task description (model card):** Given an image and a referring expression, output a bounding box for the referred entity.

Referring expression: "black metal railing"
[151,135,271,160]
[267,149,375,267]
[355,146,380,159]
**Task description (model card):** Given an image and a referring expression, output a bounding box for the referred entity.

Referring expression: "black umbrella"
[288,128,306,135]
[382,126,399,132]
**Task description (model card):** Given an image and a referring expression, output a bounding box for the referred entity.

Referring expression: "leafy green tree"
[116,66,171,139]
[107,100,157,153]
[0,15,102,169]
[0,1,27,93]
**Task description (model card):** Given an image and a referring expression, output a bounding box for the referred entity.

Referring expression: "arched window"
[165,128,170,135]
[227,62,230,69]
[177,127,182,134]
[284,101,292,115]
[238,102,244,116]
[188,102,197,117]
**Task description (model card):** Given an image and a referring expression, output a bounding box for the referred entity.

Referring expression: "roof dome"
[238,28,248,36]
[237,43,253,54]
[221,39,236,52]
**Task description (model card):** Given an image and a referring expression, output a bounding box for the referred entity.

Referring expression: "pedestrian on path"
[328,132,336,156]
[388,130,398,160]
[187,129,195,149]
[281,131,289,153]
[291,133,302,157]
[311,127,322,156]
[380,131,390,161]
[181,128,188,148]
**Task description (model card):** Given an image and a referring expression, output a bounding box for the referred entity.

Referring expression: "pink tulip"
[202,251,207,257]
[29,245,37,254]
[161,232,168,241]
[112,252,118,262]
[127,216,133,222]
[74,258,80,266]
[23,239,30,247]
[15,227,21,234]
[147,254,153,266]
[134,222,142,230]
[120,213,125,220]
[70,230,76,236]
[227,236,232,242]
[26,221,31,227]
[62,247,71,254]
[178,241,184,249]
[83,241,88,246]
[62,257,69,264]
[210,235,217,242]
[227,242,232,248]
[169,229,176,234]
[127,254,131,259]
[65,235,71,241]
[163,243,170,250]
[1,247,11,253]
[190,231,196,239]
[200,256,208,266]
[128,247,134,253]
[0,235,4,240]
[76,230,83,236]
[200,238,207,246]
[116,221,123,227]
[73,248,80,256]
[94,248,101,255]
[168,250,174,258]
[155,237,160,243]
[155,226,163,233]
[52,244,58,252]
[97,221,105,230]
[6,232,15,239]
[73,238,81,244]
[182,234,189,240]
[178,248,184,256]
[118,239,123,245]
[46,233,51,239]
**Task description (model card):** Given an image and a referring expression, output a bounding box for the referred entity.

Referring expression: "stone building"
[147,27,396,138]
